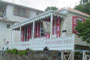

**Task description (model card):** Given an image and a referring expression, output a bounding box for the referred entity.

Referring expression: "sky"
[2,0,80,11]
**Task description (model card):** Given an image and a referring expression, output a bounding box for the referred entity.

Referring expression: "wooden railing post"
[50,13,53,39]
[20,26,21,42]
[32,21,35,40]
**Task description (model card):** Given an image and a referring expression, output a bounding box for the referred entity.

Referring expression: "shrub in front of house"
[6,48,34,55]
[7,49,18,55]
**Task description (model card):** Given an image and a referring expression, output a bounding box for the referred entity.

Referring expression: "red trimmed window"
[72,16,85,34]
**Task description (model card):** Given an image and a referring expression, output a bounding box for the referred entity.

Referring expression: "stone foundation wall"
[0,51,61,60]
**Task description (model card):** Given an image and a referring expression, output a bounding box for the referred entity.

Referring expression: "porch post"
[82,51,85,60]
[71,51,75,60]
[32,21,35,39]
[19,27,21,42]
[11,29,13,48]
[11,29,15,49]
[61,51,64,60]
[50,13,53,38]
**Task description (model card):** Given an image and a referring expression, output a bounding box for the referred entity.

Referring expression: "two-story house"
[10,8,90,60]
[0,0,43,50]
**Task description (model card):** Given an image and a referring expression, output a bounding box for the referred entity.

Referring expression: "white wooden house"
[10,8,90,60]
[0,0,43,50]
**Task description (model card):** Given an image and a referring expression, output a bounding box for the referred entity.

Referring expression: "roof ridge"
[59,7,90,17]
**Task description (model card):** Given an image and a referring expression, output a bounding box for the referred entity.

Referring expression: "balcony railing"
[8,35,74,50]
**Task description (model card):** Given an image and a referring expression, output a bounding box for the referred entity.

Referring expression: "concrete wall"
[0,51,61,60]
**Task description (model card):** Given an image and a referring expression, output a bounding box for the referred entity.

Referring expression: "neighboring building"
[80,0,90,4]
[10,8,90,60]
[0,0,43,50]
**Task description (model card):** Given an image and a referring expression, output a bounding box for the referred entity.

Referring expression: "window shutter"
[72,16,77,34]
[56,17,61,37]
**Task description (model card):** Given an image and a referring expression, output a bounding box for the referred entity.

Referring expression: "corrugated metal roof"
[59,8,90,17]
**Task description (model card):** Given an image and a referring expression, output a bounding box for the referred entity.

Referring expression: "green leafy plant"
[45,6,58,11]
[26,48,34,52]
[74,3,90,15]
[6,48,34,55]
[7,49,17,54]
[18,50,27,56]
[75,18,90,43]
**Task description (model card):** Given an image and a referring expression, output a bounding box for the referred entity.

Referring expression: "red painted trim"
[72,16,86,34]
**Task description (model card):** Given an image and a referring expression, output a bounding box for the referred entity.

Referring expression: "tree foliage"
[74,3,90,15]
[75,18,90,43]
[45,6,58,11]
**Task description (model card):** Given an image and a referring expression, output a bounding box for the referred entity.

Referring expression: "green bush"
[26,48,34,52]
[18,50,27,55]
[7,49,17,54]
[6,48,34,55]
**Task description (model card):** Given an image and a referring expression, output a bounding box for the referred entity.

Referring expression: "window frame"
[13,6,29,18]
[72,16,85,34]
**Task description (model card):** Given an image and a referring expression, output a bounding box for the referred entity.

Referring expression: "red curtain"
[56,17,61,37]
[27,25,31,41]
[52,20,55,35]
[35,22,40,38]
[21,27,24,41]
[52,17,61,37]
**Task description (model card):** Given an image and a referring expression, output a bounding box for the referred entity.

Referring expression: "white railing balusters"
[9,36,74,51]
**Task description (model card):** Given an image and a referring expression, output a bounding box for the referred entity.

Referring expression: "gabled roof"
[0,0,44,12]
[59,8,90,17]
